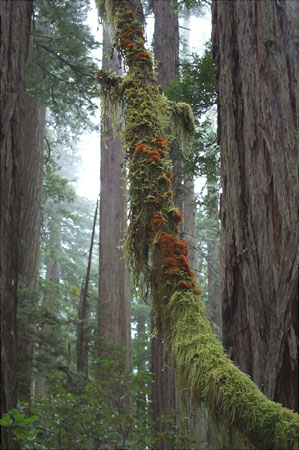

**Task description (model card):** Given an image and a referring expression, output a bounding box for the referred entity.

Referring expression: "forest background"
[0,0,298,449]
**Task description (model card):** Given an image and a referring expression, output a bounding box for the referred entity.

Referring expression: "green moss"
[168,101,195,150]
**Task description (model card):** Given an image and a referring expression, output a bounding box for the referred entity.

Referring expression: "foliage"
[165,42,216,120]
[27,0,100,131]
[0,409,38,446]
[2,370,199,450]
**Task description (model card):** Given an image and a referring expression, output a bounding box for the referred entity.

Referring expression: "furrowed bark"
[212,0,298,412]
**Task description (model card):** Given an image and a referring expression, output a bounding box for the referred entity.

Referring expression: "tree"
[98,22,131,368]
[151,0,178,444]
[212,0,298,413]
[0,1,34,447]
[96,0,299,448]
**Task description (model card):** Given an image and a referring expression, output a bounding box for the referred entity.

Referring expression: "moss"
[168,101,195,150]
[96,1,299,448]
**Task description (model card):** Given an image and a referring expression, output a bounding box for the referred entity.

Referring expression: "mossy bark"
[96,0,299,448]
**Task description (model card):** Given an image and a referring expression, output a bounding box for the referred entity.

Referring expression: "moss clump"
[96,1,299,448]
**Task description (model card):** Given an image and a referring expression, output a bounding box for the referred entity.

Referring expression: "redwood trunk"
[98,25,131,365]
[151,2,178,444]
[0,1,34,447]
[212,0,298,411]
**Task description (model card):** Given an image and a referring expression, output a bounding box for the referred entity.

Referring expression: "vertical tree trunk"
[77,199,98,376]
[212,0,298,411]
[17,59,46,402]
[151,3,178,447]
[0,1,34,447]
[98,24,131,367]
[206,177,221,337]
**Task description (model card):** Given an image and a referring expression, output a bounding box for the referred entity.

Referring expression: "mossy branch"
[96,0,299,448]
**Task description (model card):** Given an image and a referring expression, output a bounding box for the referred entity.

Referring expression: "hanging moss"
[96,1,299,448]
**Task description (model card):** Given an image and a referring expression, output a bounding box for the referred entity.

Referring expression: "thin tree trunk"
[212,0,298,412]
[77,199,99,376]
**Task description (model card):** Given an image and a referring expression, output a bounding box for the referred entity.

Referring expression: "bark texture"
[212,0,298,411]
[0,0,34,447]
[98,25,131,365]
[17,74,46,403]
[151,2,178,443]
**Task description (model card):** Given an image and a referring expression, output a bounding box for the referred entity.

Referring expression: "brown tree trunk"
[17,58,46,403]
[212,0,298,412]
[0,1,34,447]
[98,24,131,367]
[151,2,178,447]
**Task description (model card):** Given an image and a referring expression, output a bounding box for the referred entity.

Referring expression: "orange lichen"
[174,240,188,256]
[188,269,195,278]
[156,148,164,156]
[147,150,161,164]
[166,267,179,275]
[165,177,172,186]
[127,42,135,49]
[121,39,132,48]
[136,51,150,59]
[177,254,189,268]
[147,155,160,164]
[177,280,192,289]
[167,191,173,197]
[173,210,183,224]
[194,289,202,296]
[162,257,179,269]
[150,212,165,229]
[135,143,149,155]
[165,171,173,179]
[155,137,167,149]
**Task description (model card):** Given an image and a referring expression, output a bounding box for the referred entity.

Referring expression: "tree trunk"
[77,199,98,376]
[212,0,298,412]
[98,24,131,367]
[151,3,178,446]
[0,1,34,447]
[206,177,221,338]
[17,50,46,402]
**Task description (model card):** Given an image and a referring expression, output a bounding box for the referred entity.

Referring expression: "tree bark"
[151,3,178,446]
[17,51,46,402]
[98,24,131,367]
[212,0,298,412]
[0,1,34,447]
